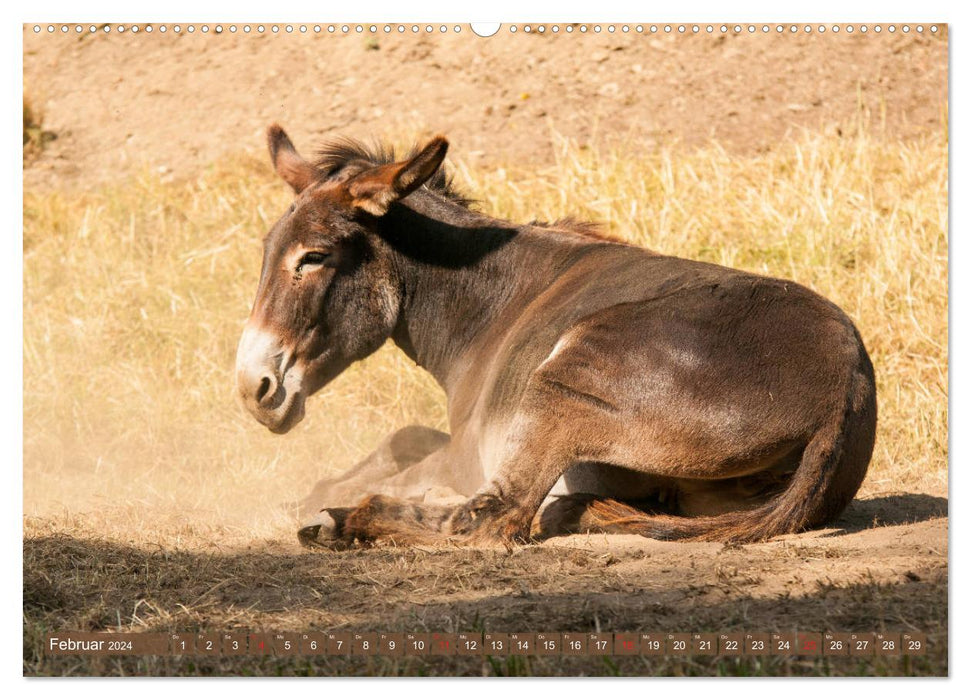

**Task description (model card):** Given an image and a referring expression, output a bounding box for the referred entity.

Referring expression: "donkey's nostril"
[256,375,274,404]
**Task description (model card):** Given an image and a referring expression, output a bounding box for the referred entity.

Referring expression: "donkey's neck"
[380,191,593,394]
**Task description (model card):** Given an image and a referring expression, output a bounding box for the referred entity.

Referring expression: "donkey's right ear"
[267,124,316,194]
[345,136,449,217]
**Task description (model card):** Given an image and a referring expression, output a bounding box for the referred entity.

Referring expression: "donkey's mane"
[313,137,617,244]
[529,217,629,245]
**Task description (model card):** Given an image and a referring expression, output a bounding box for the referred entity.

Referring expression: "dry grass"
[23,123,947,543]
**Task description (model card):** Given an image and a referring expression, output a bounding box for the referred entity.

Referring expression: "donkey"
[236,125,877,547]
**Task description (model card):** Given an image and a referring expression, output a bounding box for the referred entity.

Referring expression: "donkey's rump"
[525,268,861,479]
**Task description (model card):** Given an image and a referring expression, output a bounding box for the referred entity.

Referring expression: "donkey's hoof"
[297,508,351,548]
[297,524,322,546]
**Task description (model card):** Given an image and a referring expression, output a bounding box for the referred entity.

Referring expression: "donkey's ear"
[346,136,449,217]
[267,124,316,194]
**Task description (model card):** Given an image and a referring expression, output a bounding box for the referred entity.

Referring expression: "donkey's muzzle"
[235,323,306,433]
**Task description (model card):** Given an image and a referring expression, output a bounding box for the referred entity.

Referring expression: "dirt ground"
[24,24,947,189]
[22,24,949,676]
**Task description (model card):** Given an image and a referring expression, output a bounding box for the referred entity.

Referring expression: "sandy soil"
[22,24,949,676]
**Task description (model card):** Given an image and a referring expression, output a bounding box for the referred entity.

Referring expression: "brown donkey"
[236,125,876,547]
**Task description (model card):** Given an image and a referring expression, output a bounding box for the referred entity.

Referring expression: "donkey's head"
[236,125,448,433]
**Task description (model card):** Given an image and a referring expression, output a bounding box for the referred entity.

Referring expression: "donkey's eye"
[298,251,330,268]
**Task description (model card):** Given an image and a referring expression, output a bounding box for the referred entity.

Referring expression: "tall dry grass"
[23,126,947,544]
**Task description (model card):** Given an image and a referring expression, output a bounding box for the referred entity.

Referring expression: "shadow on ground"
[830,494,948,534]
[23,494,947,676]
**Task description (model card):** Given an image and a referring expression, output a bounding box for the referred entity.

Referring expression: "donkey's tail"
[543,358,876,544]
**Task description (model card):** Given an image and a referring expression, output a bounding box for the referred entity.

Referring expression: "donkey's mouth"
[263,391,306,434]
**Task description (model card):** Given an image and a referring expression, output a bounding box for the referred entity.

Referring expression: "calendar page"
[22,15,948,679]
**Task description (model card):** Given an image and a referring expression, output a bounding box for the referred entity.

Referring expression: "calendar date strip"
[45,631,927,657]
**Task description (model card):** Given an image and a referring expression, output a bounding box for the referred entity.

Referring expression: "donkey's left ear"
[267,124,317,194]
[346,136,448,216]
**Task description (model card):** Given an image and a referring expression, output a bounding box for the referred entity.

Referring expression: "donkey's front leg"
[341,495,457,545]
[342,419,571,547]
[300,425,450,517]
[298,425,450,547]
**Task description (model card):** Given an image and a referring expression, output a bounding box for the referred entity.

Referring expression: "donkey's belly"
[551,462,674,499]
